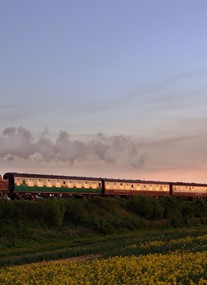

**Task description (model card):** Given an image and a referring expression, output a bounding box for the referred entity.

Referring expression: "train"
[1,172,207,200]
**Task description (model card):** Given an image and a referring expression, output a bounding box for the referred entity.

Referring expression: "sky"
[1,0,207,183]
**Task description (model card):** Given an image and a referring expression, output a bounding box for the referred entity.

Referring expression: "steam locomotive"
[1,172,207,200]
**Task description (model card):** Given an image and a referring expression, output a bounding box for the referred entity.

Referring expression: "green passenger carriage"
[3,173,102,199]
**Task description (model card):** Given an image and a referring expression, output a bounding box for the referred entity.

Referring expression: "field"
[1,197,207,283]
[1,228,207,284]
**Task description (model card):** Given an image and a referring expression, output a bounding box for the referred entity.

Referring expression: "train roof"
[3,172,101,182]
[171,181,207,187]
[103,177,169,185]
[103,178,207,186]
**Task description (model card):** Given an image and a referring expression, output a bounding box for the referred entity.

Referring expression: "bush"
[47,199,66,226]
[124,195,164,220]
[64,199,90,225]
[193,199,207,217]
[1,196,207,240]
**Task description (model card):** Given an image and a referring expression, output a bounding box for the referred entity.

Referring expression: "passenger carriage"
[3,173,102,199]
[102,178,170,197]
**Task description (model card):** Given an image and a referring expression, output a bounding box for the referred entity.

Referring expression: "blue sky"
[1,0,207,182]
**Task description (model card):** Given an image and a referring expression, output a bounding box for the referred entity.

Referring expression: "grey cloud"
[1,127,35,160]
[0,127,145,169]
[1,127,207,181]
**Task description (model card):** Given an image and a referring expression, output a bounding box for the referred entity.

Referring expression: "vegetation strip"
[1,196,207,268]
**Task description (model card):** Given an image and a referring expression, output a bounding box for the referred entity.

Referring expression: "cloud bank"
[1,127,207,183]
[0,127,145,169]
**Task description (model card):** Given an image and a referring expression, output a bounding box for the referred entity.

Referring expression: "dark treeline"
[1,196,207,238]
